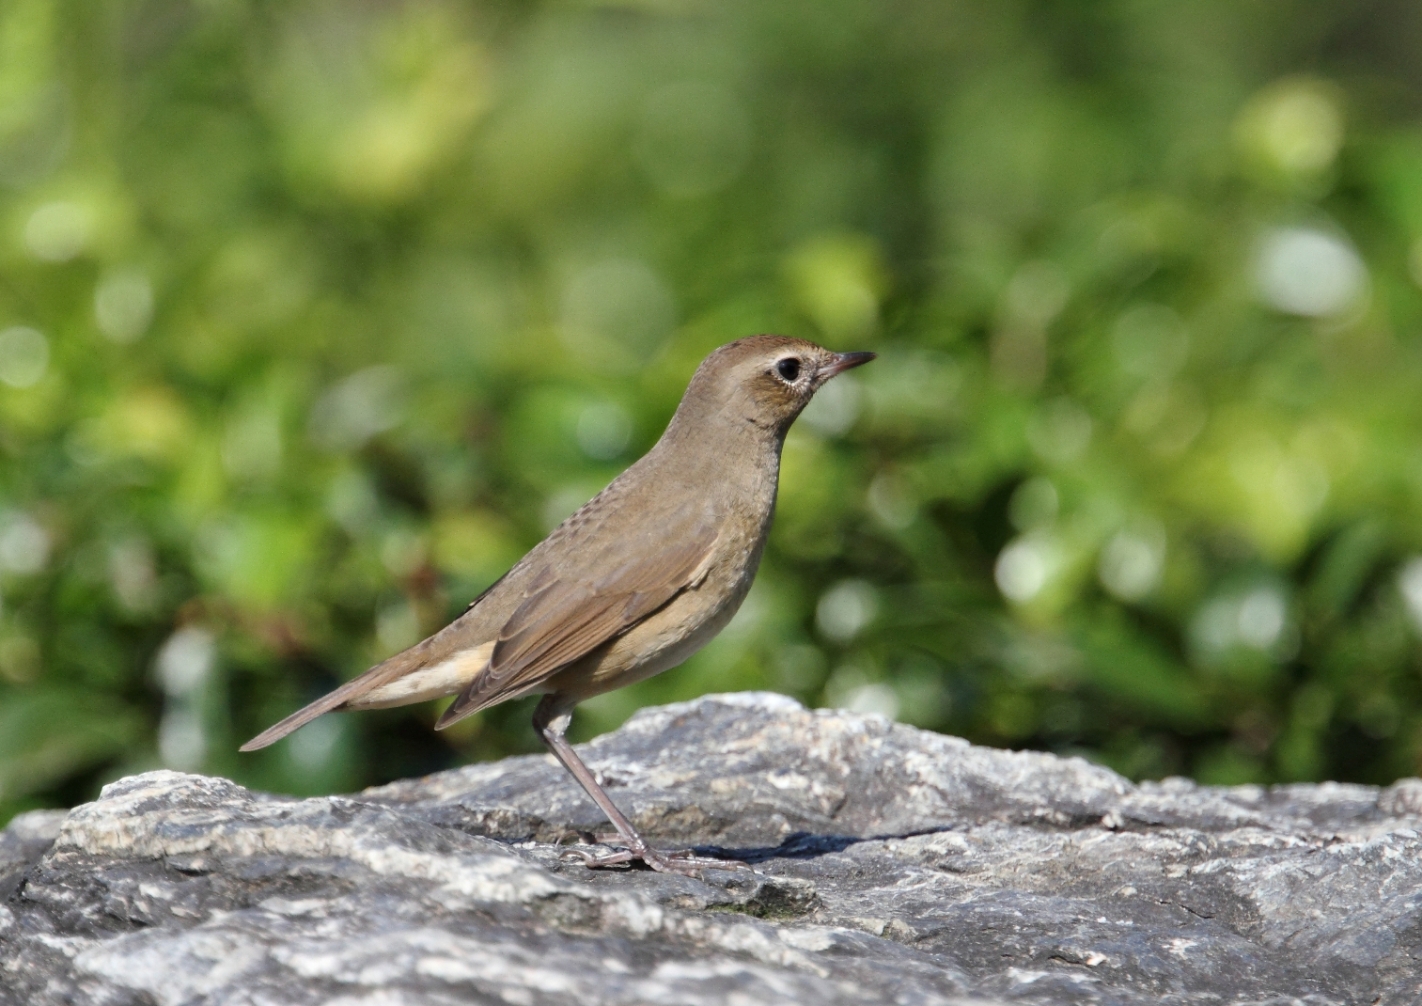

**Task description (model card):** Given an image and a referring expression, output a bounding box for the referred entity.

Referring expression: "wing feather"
[435,521,716,728]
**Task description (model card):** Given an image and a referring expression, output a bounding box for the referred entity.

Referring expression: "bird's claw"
[558,845,638,869]
[652,848,753,875]
[559,842,751,877]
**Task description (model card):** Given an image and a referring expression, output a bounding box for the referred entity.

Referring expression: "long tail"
[239,649,426,751]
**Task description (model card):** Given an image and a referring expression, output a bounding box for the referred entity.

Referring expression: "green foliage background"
[6,0,1422,822]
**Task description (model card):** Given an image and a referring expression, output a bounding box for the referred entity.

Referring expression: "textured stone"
[3,692,1421,1004]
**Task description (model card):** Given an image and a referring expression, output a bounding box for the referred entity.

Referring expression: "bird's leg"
[532,695,746,876]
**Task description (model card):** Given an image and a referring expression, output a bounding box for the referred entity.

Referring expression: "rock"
[2,692,1421,1005]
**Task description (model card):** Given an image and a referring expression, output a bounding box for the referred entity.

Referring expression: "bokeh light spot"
[0,326,48,388]
[815,579,878,643]
[1237,588,1287,649]
[1098,522,1166,602]
[576,402,632,460]
[823,663,900,720]
[0,511,50,575]
[156,627,215,697]
[1235,77,1344,178]
[1004,260,1069,327]
[309,367,405,451]
[785,233,886,339]
[24,201,89,261]
[154,627,215,772]
[94,270,154,343]
[1399,557,1422,636]
[1027,398,1093,465]
[996,536,1053,604]
[1255,226,1367,318]
[376,600,421,653]
[800,372,862,438]
[866,470,917,530]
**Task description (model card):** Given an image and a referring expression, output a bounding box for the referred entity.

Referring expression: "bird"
[242,335,875,875]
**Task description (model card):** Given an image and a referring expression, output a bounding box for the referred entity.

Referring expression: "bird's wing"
[434,515,718,728]
[239,572,512,752]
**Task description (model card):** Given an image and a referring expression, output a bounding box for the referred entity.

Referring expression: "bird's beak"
[820,351,876,379]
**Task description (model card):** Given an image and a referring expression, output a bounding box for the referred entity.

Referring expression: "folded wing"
[435,517,717,728]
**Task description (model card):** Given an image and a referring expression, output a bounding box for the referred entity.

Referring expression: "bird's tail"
[239,646,429,752]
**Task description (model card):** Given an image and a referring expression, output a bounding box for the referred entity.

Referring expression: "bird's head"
[674,335,876,438]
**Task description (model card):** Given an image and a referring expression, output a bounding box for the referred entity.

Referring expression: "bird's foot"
[648,847,753,876]
[559,842,751,877]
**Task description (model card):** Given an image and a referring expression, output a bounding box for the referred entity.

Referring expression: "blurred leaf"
[1073,614,1210,729]
[0,687,143,801]
[8,0,1422,825]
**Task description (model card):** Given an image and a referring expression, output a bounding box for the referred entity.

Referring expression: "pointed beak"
[821,351,876,379]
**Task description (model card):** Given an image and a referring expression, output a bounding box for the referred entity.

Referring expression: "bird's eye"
[776,358,801,382]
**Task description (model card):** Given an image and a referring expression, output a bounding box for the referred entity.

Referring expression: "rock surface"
[3,691,1422,1005]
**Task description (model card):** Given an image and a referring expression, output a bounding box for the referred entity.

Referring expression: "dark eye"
[776,358,801,382]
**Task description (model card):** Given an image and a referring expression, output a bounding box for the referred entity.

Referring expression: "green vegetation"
[5,1,1422,822]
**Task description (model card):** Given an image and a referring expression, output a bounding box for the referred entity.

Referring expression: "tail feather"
[239,648,427,752]
[434,684,501,731]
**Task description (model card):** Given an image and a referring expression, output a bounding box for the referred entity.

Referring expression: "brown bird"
[242,335,874,874]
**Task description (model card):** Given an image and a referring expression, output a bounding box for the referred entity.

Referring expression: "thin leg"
[532,695,746,877]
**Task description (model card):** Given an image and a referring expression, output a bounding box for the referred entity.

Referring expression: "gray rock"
[2,691,1420,1005]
